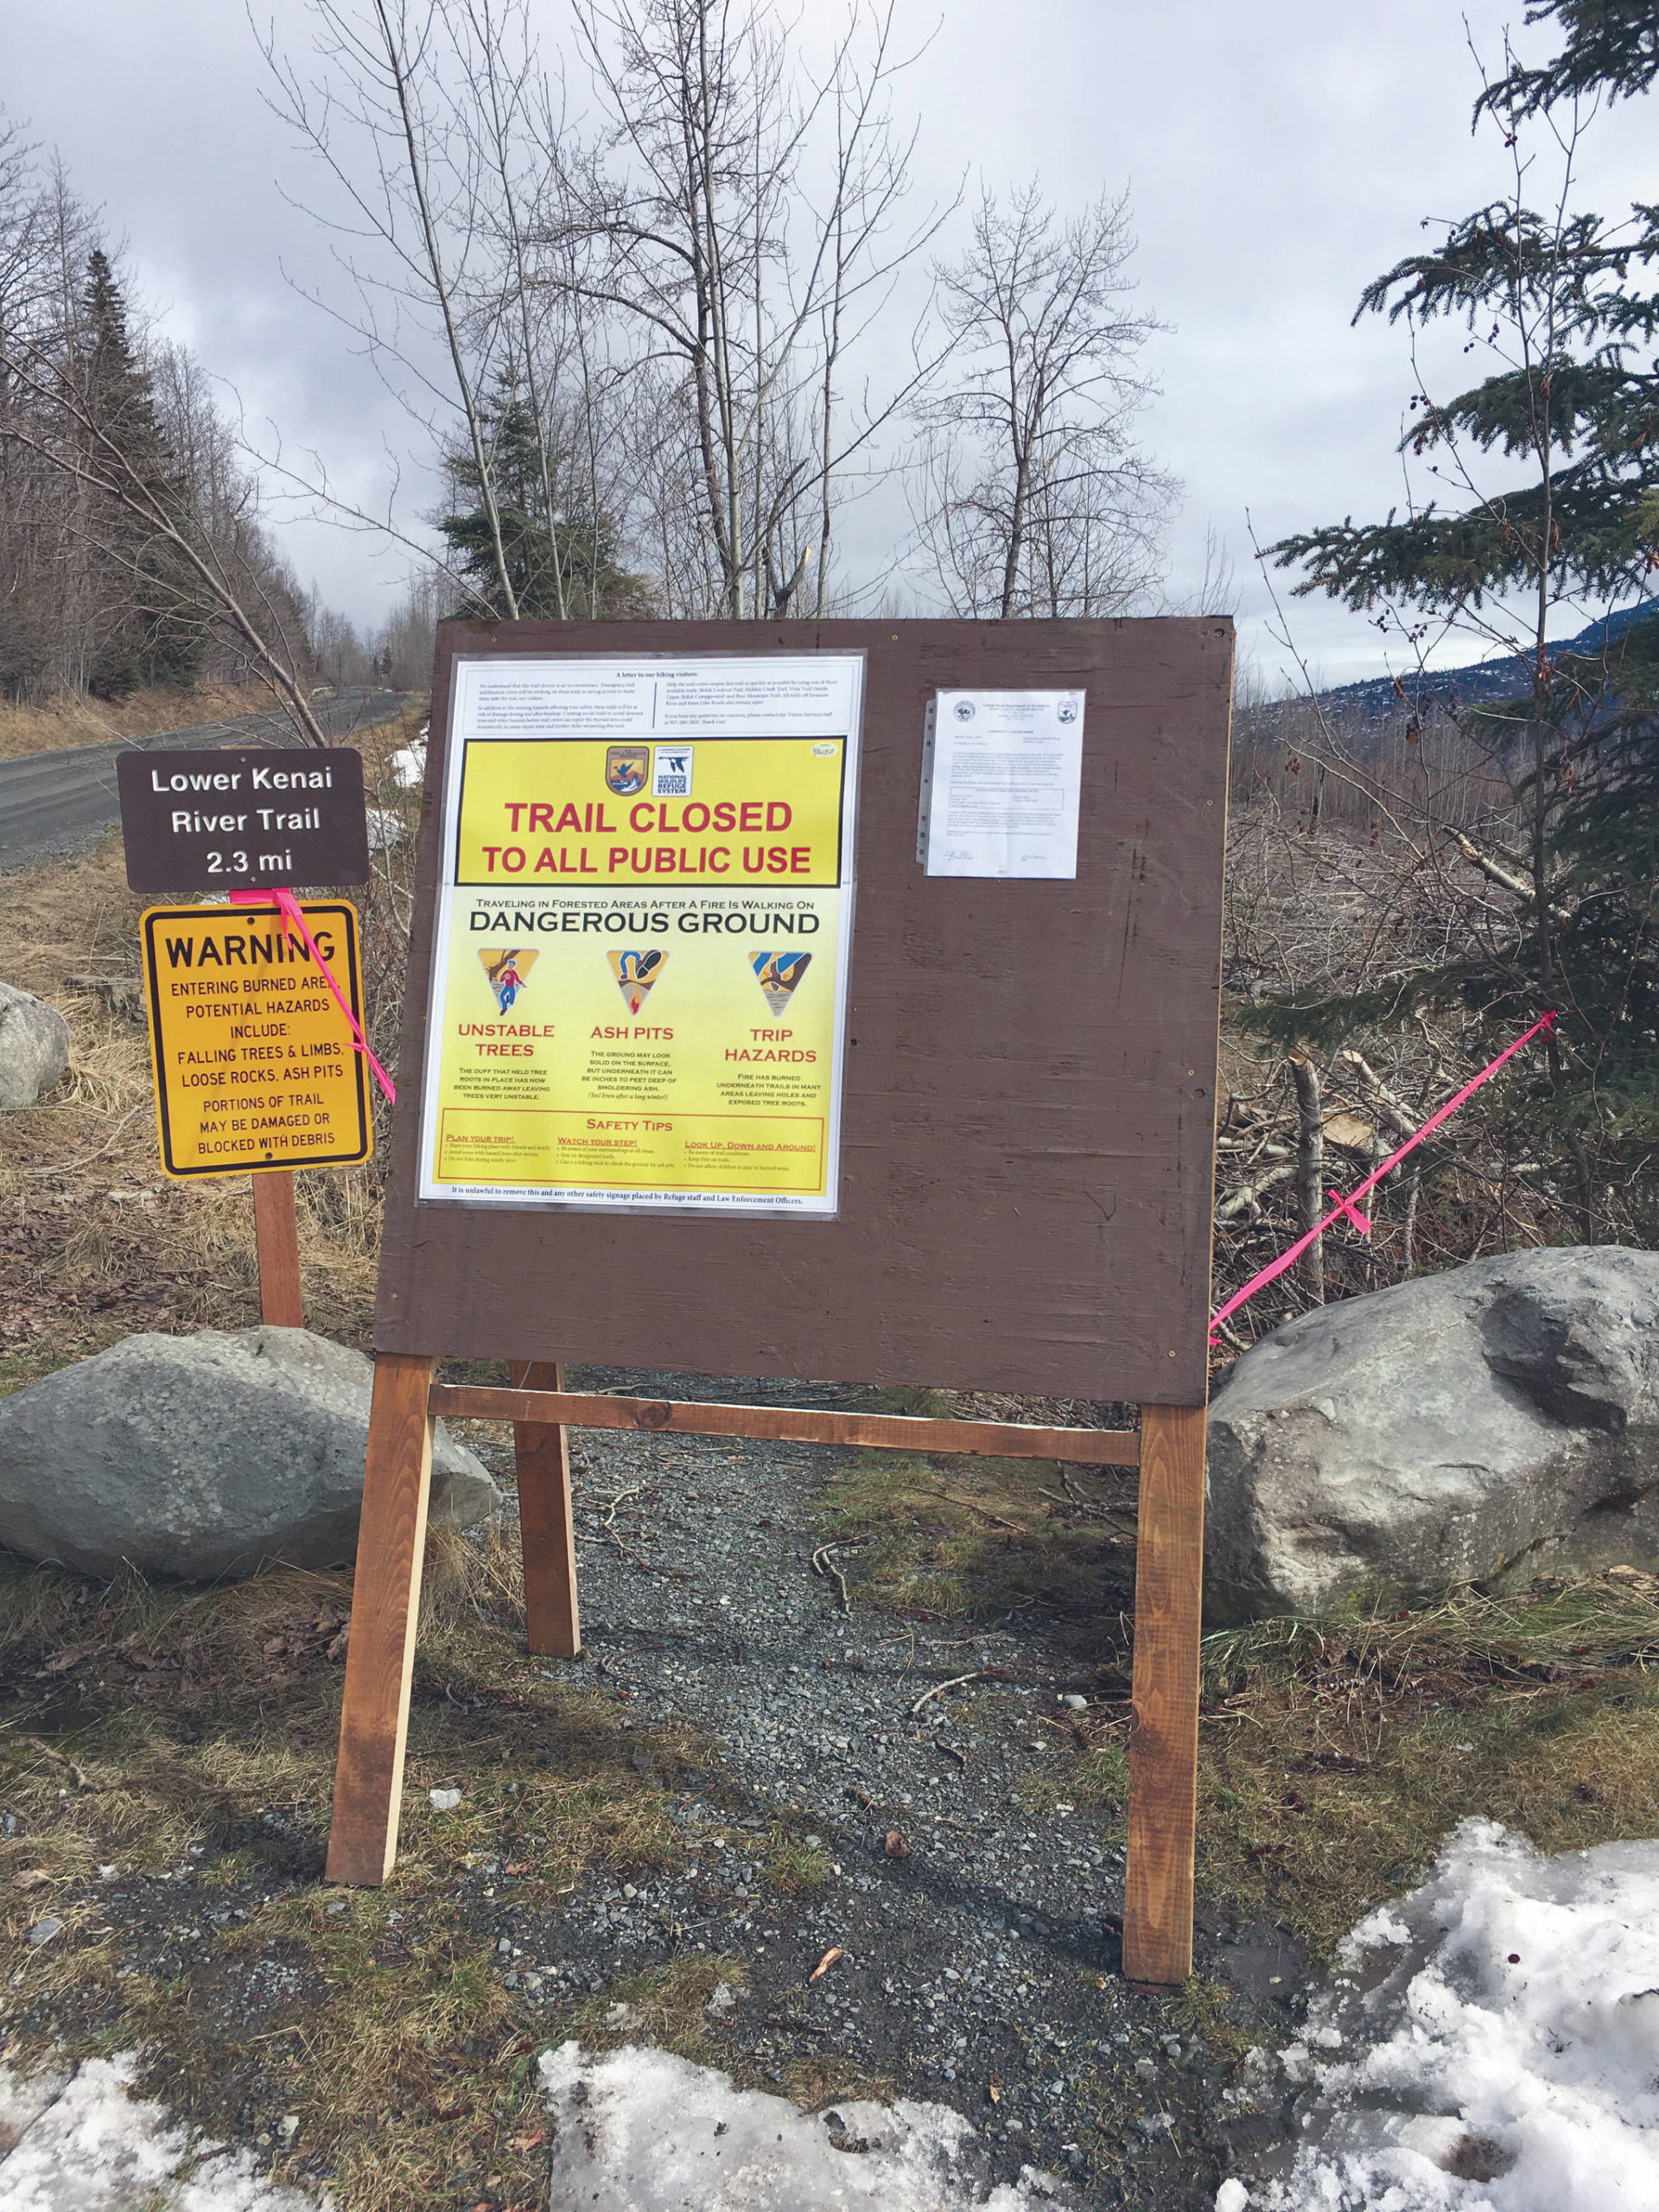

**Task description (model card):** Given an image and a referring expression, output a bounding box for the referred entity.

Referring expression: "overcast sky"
[5,0,1656,686]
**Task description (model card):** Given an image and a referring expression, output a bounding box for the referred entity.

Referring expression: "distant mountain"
[1307,597,1659,719]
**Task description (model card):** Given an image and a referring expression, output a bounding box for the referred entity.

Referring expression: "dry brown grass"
[0,681,283,762]
[817,1447,1137,1640]
[0,703,429,1377]
[1192,1580,1659,1949]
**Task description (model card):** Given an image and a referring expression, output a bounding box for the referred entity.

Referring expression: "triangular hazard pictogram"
[751,949,811,1019]
[607,947,667,1016]
[480,946,537,1014]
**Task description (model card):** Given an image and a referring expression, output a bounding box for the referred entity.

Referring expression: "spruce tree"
[439,368,647,620]
[1266,48,1659,1205]
[79,250,202,696]
[1481,0,1659,117]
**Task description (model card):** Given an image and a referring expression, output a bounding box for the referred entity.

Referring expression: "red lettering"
[556,802,583,834]
[766,845,788,874]
[766,801,792,830]
[631,801,655,832]
[712,801,736,832]
[683,801,709,832]
[528,803,555,832]
[658,801,681,833]
[739,802,763,831]
[534,845,559,873]
[607,847,631,872]
[709,847,731,874]
[741,846,765,873]
[656,846,675,872]
[482,846,501,870]
[501,846,526,874]
[790,845,810,874]
[505,803,527,831]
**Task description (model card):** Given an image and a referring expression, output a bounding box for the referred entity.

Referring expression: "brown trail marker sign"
[327,618,1232,1986]
[117,745,370,896]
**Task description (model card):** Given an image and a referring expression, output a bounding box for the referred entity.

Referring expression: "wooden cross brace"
[325,1360,1207,1986]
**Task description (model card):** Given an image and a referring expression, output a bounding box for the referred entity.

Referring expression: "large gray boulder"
[0,1327,500,1580]
[1206,1246,1659,1622]
[0,981,70,1109]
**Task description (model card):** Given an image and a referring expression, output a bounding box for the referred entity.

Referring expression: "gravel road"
[0,689,407,874]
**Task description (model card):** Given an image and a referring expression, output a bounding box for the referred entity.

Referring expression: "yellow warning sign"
[140,901,372,1179]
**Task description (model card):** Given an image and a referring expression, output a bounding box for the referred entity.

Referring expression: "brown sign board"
[118,747,370,893]
[374,619,1232,1407]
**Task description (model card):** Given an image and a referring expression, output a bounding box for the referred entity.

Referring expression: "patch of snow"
[1215,2184,1250,2212]
[428,1787,461,1810]
[386,740,426,790]
[365,807,404,852]
[0,2053,324,2211]
[540,2041,1071,2210]
[1227,1819,1659,2210]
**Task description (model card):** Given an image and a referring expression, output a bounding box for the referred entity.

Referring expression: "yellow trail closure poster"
[417,653,865,1216]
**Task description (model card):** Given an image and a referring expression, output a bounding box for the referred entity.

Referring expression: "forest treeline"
[0,0,1193,735]
[0,146,315,712]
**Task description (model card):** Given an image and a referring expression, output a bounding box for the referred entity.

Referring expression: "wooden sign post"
[251,1170,304,1327]
[326,619,1232,1986]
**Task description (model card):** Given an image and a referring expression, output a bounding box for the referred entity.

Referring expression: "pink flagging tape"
[1328,1185,1372,1236]
[1211,1009,1557,1344]
[230,887,397,1105]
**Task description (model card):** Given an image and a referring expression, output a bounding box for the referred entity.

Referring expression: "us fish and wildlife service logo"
[480,945,537,1014]
[606,744,649,797]
[1057,696,1080,725]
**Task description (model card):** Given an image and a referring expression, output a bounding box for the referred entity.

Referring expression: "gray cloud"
[7,0,1653,682]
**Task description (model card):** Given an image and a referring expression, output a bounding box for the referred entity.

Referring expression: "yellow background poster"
[416,655,863,1215]
[141,900,372,1178]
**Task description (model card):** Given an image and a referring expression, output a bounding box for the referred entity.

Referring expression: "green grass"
[817,1447,1136,1638]
[566,1953,747,2068]
[1193,1583,1659,1949]
[0,1525,706,2212]
[761,1823,832,1896]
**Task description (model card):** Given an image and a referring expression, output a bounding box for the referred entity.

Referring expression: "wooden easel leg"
[326,1351,436,1885]
[509,1359,582,1658]
[1123,1400,1208,1985]
[251,1169,303,1327]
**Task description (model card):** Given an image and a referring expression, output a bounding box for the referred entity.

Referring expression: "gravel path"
[0,1369,1303,2209]
[492,1369,1305,2207]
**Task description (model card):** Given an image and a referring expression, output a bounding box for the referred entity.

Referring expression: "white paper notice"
[917,689,1085,879]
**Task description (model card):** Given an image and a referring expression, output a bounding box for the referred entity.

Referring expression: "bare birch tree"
[256,0,524,614]
[911,181,1174,618]
[550,0,947,618]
